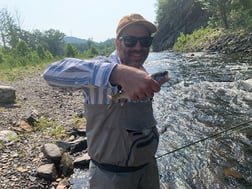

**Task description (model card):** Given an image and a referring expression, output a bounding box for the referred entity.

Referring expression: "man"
[43,13,167,189]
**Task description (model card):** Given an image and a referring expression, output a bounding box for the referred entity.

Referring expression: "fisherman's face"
[116,24,151,68]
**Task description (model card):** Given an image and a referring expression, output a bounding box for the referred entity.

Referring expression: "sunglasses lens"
[123,37,137,47]
[139,37,153,47]
[120,36,153,48]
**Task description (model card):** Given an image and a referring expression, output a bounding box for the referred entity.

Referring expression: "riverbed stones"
[0,85,16,104]
[37,164,57,181]
[73,153,90,168]
[42,143,62,162]
[15,120,33,132]
[37,138,89,182]
[56,137,87,153]
[0,130,18,143]
[60,152,74,177]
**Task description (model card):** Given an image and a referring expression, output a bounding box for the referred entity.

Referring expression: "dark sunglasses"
[119,36,153,48]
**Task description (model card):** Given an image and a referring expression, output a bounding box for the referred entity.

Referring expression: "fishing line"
[156,119,252,159]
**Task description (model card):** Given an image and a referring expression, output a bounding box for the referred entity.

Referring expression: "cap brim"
[117,20,157,37]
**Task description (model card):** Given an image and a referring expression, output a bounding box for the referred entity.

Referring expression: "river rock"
[57,178,70,189]
[56,137,87,153]
[60,152,74,177]
[15,120,33,132]
[43,143,62,162]
[73,153,90,168]
[69,137,87,153]
[23,109,39,126]
[0,85,16,104]
[0,130,18,142]
[37,164,57,181]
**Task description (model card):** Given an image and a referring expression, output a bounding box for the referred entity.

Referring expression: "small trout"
[108,70,170,103]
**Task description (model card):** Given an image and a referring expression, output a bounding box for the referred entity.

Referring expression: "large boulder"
[0,85,16,104]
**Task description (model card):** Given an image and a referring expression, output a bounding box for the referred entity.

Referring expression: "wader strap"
[91,159,147,173]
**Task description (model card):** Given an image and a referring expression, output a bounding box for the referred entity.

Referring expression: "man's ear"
[115,38,120,48]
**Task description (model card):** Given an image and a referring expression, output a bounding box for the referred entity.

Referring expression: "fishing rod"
[156,119,252,159]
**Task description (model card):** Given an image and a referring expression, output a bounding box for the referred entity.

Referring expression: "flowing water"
[70,51,252,189]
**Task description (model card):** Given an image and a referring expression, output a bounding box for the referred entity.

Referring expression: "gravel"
[0,70,84,189]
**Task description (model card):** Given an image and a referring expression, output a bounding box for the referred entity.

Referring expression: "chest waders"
[85,101,159,171]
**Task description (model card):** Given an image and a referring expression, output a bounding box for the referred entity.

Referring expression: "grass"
[7,132,20,142]
[173,27,223,52]
[0,132,19,150]
[34,117,67,140]
[172,27,251,53]
[0,54,91,82]
[71,117,86,129]
[0,61,50,82]
[49,125,67,140]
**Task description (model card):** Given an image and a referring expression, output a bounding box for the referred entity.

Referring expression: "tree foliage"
[153,0,252,51]
[0,8,21,49]
[36,44,53,60]
[156,0,252,31]
[195,0,252,30]
[0,8,115,70]
[43,29,65,57]
[153,0,210,51]
[64,44,78,57]
[15,40,31,57]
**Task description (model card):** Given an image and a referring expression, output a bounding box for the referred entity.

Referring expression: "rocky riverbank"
[0,72,89,189]
[197,31,252,54]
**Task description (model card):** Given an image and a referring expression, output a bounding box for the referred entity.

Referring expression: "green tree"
[43,29,65,57]
[154,0,209,51]
[64,44,78,57]
[0,8,21,49]
[84,46,99,58]
[15,40,31,57]
[12,40,33,66]
[196,0,231,28]
[36,44,53,60]
[156,0,172,26]
[196,0,252,30]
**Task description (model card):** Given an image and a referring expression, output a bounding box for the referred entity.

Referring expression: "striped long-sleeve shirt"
[42,52,120,104]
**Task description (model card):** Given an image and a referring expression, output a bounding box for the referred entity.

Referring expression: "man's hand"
[109,64,160,100]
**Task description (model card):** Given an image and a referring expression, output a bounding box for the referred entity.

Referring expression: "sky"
[0,0,157,42]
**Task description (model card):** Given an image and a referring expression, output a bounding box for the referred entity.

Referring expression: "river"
[70,51,252,189]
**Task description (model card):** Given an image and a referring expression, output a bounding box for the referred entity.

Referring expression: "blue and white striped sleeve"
[42,57,117,90]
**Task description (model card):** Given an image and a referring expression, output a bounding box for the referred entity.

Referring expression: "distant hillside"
[64,36,87,44]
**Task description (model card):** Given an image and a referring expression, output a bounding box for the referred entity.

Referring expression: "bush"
[15,40,31,57]
[173,27,221,52]
[64,44,78,57]
[36,44,53,60]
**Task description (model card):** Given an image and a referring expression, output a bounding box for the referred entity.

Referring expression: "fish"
[108,70,170,103]
[151,70,170,85]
